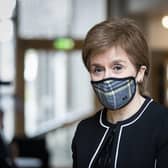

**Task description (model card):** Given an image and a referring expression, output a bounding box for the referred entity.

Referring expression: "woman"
[71,18,168,168]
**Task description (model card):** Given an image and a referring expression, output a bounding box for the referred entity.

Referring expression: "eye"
[112,64,124,72]
[91,66,104,74]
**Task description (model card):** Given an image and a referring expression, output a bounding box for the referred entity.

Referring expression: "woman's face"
[89,46,137,81]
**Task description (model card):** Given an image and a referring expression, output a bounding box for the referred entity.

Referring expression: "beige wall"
[147,15,168,50]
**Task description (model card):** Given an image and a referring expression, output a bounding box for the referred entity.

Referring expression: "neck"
[107,92,145,124]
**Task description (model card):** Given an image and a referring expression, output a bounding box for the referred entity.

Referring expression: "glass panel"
[46,123,77,167]
[0,39,15,81]
[18,0,72,38]
[70,0,107,38]
[67,51,95,113]
[0,37,15,141]
[25,49,67,136]
[18,0,106,39]
[0,92,14,141]
[24,50,94,137]
[0,0,16,20]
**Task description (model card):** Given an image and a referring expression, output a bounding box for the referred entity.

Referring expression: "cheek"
[90,73,103,81]
[90,74,97,81]
[126,65,137,77]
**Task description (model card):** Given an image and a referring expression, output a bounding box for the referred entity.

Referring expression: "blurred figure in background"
[0,109,18,168]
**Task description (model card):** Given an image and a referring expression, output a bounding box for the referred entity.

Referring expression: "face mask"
[91,76,136,110]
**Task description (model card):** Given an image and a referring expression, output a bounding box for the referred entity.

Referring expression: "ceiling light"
[162,16,168,29]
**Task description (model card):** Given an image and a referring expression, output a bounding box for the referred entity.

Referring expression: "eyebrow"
[90,63,103,67]
[90,60,127,67]
[111,60,127,64]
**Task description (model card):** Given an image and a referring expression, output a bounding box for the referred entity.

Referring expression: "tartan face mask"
[91,76,136,110]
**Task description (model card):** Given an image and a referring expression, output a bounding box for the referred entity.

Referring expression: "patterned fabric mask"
[91,77,136,110]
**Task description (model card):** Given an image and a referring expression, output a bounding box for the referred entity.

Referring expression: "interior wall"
[147,15,168,50]
[146,15,168,105]
[149,51,166,104]
[127,0,167,14]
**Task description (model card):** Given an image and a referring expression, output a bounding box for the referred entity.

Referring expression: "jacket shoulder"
[150,100,168,117]
[73,110,102,141]
[77,110,101,130]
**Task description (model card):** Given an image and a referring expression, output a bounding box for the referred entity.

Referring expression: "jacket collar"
[99,97,153,128]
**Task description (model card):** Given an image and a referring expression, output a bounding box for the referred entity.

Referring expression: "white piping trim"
[88,110,109,168]
[99,109,109,129]
[114,126,123,168]
[154,159,157,168]
[114,99,153,168]
[88,99,153,168]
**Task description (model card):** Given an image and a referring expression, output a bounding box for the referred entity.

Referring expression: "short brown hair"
[82,18,150,95]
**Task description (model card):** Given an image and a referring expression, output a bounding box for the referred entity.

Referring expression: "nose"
[103,69,112,79]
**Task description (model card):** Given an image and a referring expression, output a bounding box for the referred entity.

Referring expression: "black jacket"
[0,133,18,168]
[72,97,168,168]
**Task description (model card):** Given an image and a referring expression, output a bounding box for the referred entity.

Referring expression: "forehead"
[90,46,132,65]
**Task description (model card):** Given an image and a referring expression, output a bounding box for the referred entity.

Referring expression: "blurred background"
[1,0,168,167]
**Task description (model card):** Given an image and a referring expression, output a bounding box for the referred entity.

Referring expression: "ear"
[136,65,147,83]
